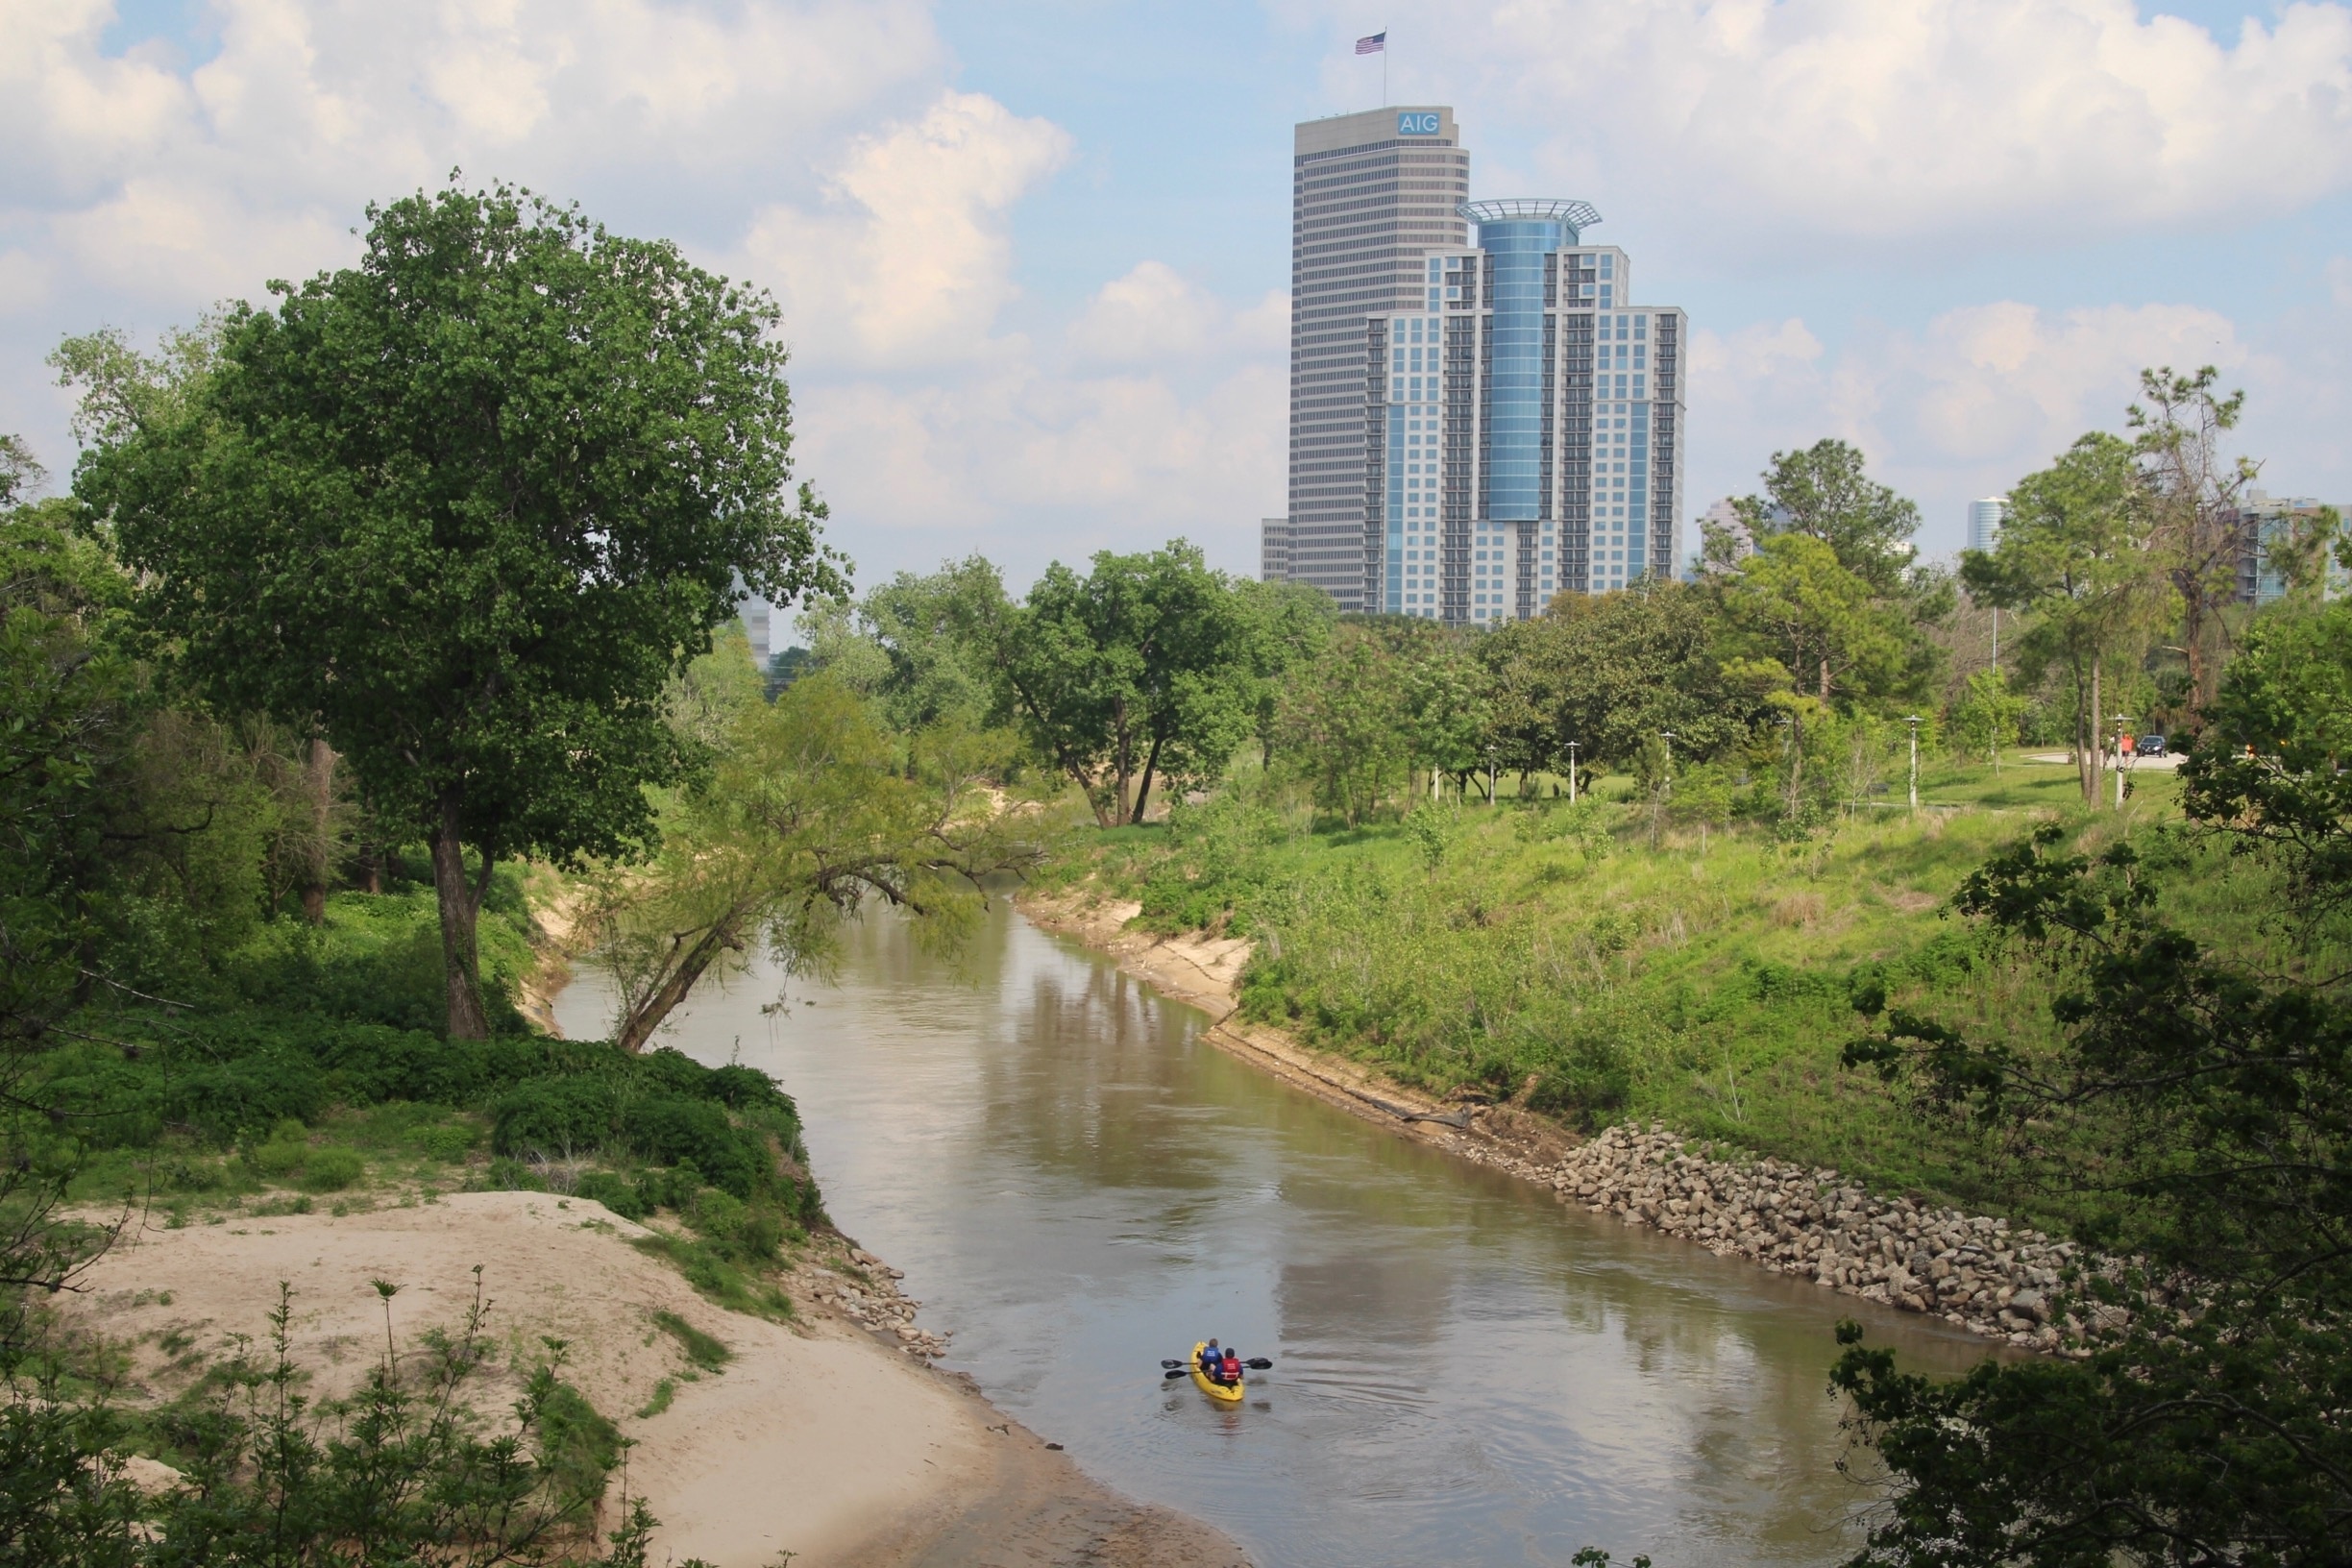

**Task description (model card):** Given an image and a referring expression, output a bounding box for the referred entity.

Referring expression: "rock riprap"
[1516,1123,2109,1353]
[807,1247,951,1360]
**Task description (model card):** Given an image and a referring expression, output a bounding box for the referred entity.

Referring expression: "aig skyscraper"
[1268,107,1688,622]
[1280,107,1470,612]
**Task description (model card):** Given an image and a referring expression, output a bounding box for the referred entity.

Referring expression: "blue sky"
[5,0,2348,602]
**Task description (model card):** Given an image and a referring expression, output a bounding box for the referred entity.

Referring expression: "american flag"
[1356,32,1385,54]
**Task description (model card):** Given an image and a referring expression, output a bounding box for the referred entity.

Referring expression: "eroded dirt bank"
[66,1191,1245,1568]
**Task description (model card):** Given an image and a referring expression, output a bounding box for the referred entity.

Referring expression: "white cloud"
[0,1,1282,586]
[1066,261,1286,366]
[739,92,1072,368]
[1689,298,2274,550]
[1309,0,2352,251]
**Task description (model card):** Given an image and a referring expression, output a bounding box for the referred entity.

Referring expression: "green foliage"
[993,541,1286,826]
[578,662,1041,1053]
[650,1311,731,1373]
[1737,437,1923,598]
[70,182,841,1038]
[1484,583,1753,774]
[1834,742,2352,1564]
[2206,594,2352,768]
[1,1278,640,1566]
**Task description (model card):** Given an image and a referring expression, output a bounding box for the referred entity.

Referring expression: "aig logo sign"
[1397,111,1440,135]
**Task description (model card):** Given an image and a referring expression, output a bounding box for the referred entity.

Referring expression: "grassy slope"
[1037,752,2198,1233]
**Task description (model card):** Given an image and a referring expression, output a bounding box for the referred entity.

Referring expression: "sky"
[3,0,2349,609]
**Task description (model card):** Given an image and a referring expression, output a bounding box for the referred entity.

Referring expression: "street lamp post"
[2113,713,2132,810]
[1905,715,1922,813]
[1566,741,1580,801]
[1486,744,1498,807]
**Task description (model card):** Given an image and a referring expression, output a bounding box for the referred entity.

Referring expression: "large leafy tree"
[1964,431,2168,806]
[71,184,840,1039]
[1274,624,1407,825]
[1492,583,1754,777]
[992,542,1259,826]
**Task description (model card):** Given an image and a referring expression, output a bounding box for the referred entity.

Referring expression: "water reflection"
[553,900,1989,1567]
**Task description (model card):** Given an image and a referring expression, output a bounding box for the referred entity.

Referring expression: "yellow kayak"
[1189,1341,1244,1405]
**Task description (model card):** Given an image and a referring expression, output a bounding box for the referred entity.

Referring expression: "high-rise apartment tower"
[1368,204,1687,621]
[1967,497,2007,555]
[1278,107,1470,608]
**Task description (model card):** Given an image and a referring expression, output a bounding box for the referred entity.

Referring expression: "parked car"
[2140,734,2168,757]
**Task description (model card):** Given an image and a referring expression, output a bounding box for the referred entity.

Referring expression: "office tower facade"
[1967,497,2007,555]
[1366,203,1687,623]
[1285,108,1470,611]
[1259,517,1292,581]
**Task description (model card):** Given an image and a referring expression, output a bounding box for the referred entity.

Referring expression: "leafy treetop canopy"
[77,181,844,872]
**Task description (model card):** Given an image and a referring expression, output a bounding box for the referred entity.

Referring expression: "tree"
[1233,577,1336,771]
[992,543,1258,826]
[1948,667,2027,772]
[1395,623,1490,799]
[1837,740,2352,1565]
[0,435,44,507]
[1498,584,1754,778]
[2204,596,2352,771]
[1720,534,1912,707]
[1735,438,1922,596]
[0,480,138,1350]
[71,183,841,1039]
[1965,432,2168,807]
[581,657,1038,1052]
[1274,624,1406,825]
[2131,367,2259,717]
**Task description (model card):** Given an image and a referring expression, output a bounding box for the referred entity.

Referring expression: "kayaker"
[1199,1339,1222,1380]
[1220,1349,1241,1384]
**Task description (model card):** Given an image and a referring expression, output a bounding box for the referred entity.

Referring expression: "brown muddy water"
[552,899,1996,1568]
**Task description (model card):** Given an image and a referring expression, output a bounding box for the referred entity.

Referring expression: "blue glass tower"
[1364,201,1685,625]
[1466,201,1593,521]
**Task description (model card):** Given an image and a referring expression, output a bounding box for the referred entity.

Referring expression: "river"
[551,898,1995,1568]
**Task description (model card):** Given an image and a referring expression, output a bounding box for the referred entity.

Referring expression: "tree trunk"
[2086,655,2103,807]
[617,919,747,1053]
[1113,700,1134,824]
[1129,730,1167,824]
[429,798,493,1041]
[300,738,334,924]
[1819,657,1831,702]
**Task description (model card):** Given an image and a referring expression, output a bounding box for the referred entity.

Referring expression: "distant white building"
[1692,497,1752,575]
[739,598,772,668]
[1967,497,2007,555]
[2237,489,2349,605]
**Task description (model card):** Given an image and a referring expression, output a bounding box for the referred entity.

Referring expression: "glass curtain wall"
[1473,212,1563,521]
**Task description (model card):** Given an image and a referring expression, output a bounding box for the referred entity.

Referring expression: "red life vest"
[1221,1354,1241,1382]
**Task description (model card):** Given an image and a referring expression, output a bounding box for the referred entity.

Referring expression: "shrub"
[299,1146,365,1192]
[573,1171,647,1221]
[492,1076,619,1160]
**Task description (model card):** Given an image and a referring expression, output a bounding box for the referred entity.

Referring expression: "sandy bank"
[66,1191,1244,1568]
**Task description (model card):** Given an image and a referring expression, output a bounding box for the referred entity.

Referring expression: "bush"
[492,1076,619,1160]
[299,1145,364,1191]
[573,1171,647,1221]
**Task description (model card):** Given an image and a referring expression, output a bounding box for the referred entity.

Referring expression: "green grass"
[650,1310,732,1372]
[1041,752,2222,1232]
